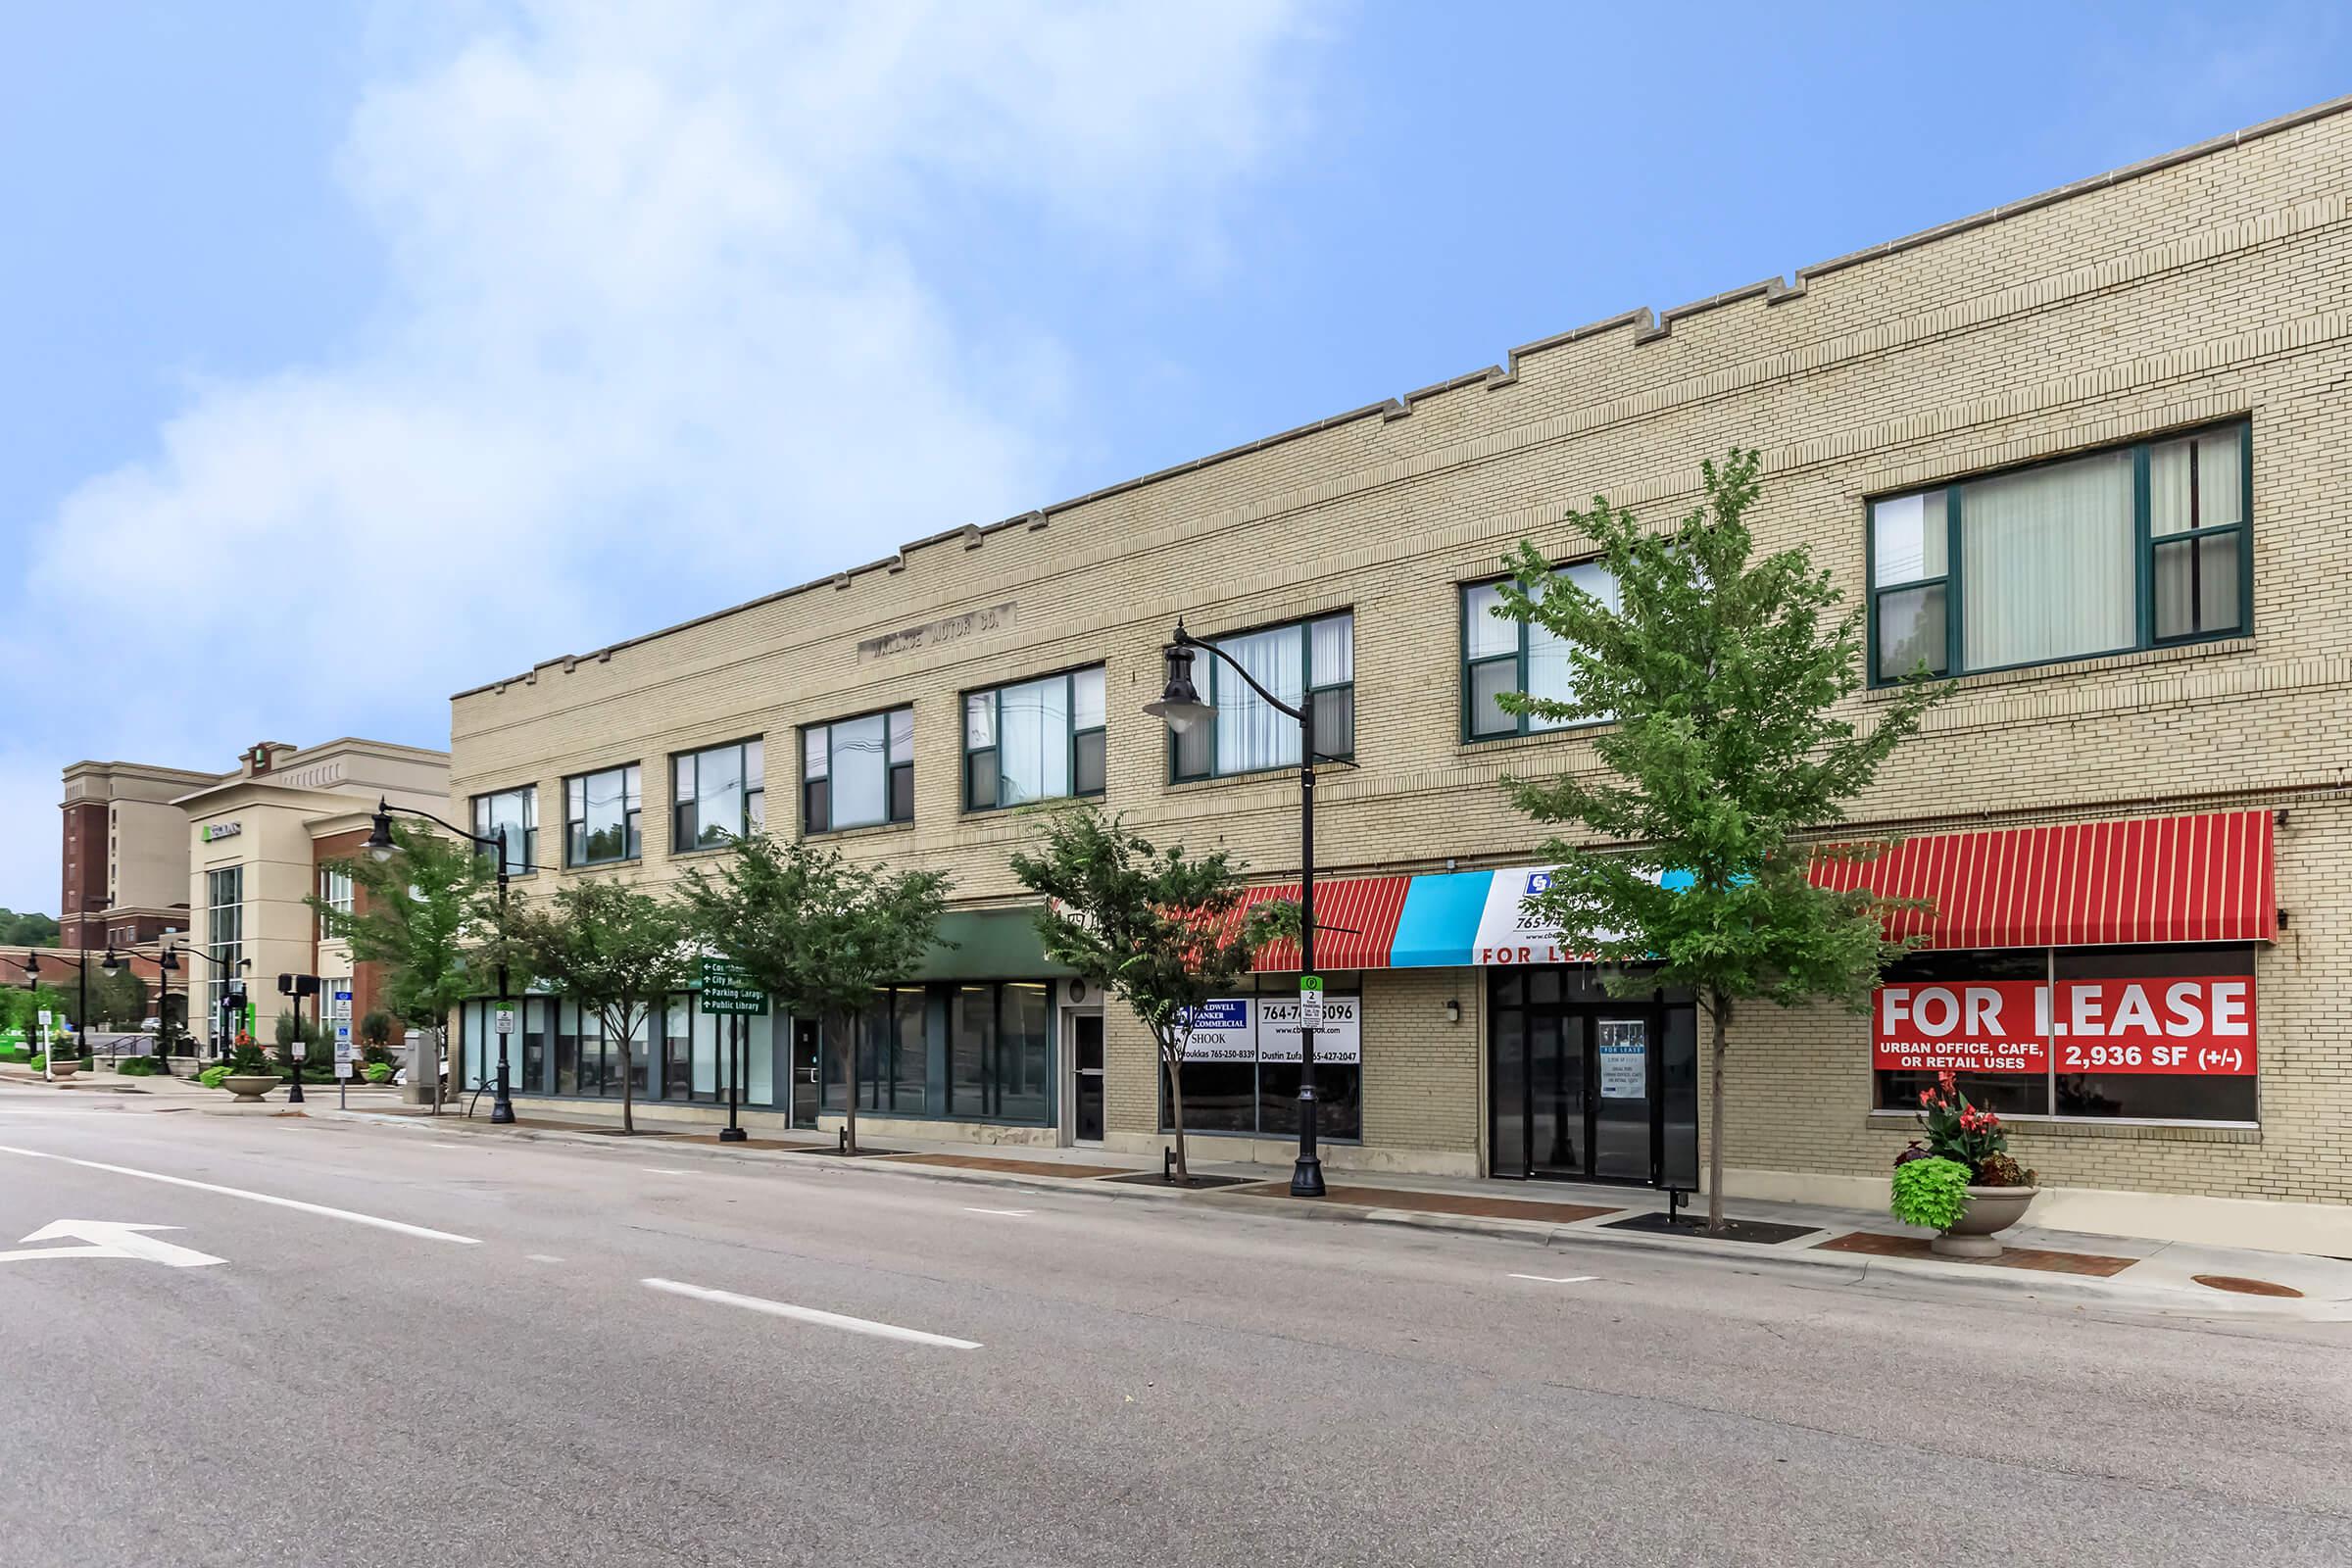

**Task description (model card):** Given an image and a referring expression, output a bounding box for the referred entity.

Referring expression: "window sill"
[1456,721,1614,758]
[665,844,742,861]
[1865,634,2254,701]
[1864,1110,2258,1144]
[563,858,641,873]
[804,819,915,844]
[963,793,1105,818]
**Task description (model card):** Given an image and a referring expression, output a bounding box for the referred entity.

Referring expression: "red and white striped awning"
[1233,874,1412,972]
[1808,808,2278,950]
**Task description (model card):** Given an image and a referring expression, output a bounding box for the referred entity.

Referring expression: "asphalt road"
[1,1093,2347,1567]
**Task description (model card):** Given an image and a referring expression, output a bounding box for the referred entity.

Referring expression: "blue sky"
[2,1,2345,913]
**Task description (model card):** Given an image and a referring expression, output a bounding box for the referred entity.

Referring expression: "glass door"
[790,1018,820,1129]
[1592,1017,1652,1183]
[1528,1010,1585,1176]
[1072,1014,1105,1143]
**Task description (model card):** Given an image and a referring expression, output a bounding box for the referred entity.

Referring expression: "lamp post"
[172,945,253,1058]
[17,952,43,1067]
[1144,621,1327,1199]
[23,948,96,1077]
[363,798,514,1124]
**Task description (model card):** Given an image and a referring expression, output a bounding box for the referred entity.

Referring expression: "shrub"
[115,1056,158,1077]
[363,1061,394,1084]
[198,1065,231,1089]
[1975,1152,2037,1189]
[1890,1155,1974,1232]
[27,1054,45,1073]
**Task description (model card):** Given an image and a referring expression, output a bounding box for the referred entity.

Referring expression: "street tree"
[271,1008,330,1069]
[1489,448,1945,1232]
[509,879,695,1136]
[680,835,949,1154]
[1009,808,1294,1184]
[314,820,499,1113]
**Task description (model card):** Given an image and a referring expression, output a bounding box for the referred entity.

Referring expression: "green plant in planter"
[363,1060,394,1084]
[1891,1155,1974,1231]
[26,1054,46,1073]
[198,1064,231,1089]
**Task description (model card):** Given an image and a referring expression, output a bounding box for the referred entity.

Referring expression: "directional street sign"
[698,957,769,1015]
[0,1220,225,1269]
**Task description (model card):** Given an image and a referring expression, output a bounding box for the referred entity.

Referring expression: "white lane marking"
[1508,1273,1599,1284]
[961,1206,1033,1217]
[0,1144,481,1246]
[525,1253,564,1263]
[646,1168,691,1176]
[1,1220,224,1268]
[642,1278,981,1349]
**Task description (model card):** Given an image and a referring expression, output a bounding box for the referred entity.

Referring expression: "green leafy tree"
[1009,808,1294,1184]
[509,880,695,1135]
[0,908,60,947]
[313,821,500,1113]
[1490,449,1945,1232]
[0,983,74,1048]
[681,835,950,1154]
[358,1009,395,1064]
[93,966,147,1028]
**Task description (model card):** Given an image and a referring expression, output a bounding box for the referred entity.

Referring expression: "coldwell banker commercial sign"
[1469,867,1684,964]
[1875,977,2256,1077]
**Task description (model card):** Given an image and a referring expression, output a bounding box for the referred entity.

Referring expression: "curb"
[308,1107,2350,1322]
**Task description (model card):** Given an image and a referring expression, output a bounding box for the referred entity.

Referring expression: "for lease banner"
[1874,976,2255,1076]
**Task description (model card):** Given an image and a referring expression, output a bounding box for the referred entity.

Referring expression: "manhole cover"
[2191,1273,2303,1298]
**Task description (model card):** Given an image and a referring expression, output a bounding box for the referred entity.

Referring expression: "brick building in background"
[52,740,449,1054]
[443,97,2352,1252]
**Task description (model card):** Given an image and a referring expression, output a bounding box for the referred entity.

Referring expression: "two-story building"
[444,95,2352,1253]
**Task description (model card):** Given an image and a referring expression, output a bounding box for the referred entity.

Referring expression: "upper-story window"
[1461,562,1618,740]
[471,786,537,875]
[565,764,642,866]
[964,667,1105,810]
[803,708,912,834]
[1871,421,2250,685]
[317,866,353,939]
[671,739,765,851]
[1170,612,1353,781]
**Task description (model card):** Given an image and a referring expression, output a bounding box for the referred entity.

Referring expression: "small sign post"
[334,1038,355,1109]
[699,958,766,1144]
[36,1010,52,1080]
[1298,975,1325,1027]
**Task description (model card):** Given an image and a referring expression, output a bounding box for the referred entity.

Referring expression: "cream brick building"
[446,96,2352,1252]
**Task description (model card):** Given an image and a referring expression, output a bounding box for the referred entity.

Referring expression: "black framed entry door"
[1489,967,1674,1185]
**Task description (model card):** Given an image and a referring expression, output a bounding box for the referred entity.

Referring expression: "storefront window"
[1159,982,1363,1140]
[1873,944,2259,1123]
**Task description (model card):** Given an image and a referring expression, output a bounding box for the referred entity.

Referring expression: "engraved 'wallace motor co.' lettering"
[858,602,1017,661]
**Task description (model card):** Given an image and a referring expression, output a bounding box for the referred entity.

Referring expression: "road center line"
[0,1144,481,1246]
[642,1278,981,1349]
[1508,1273,1599,1284]
[961,1206,1033,1216]
[646,1168,692,1175]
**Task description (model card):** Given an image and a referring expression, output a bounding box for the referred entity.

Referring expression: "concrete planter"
[1932,1185,2040,1258]
[220,1074,279,1103]
[48,1058,80,1079]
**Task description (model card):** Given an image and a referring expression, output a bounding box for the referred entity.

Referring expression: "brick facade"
[446,99,2352,1239]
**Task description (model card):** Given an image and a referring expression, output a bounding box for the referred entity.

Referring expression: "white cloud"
[8,0,1323,911]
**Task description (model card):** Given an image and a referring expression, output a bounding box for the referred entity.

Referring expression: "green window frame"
[670,738,765,852]
[1868,420,2251,685]
[962,666,1106,812]
[1459,561,1617,741]
[1167,612,1354,781]
[801,708,912,835]
[564,763,642,866]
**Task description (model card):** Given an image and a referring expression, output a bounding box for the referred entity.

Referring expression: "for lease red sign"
[1874,976,2255,1076]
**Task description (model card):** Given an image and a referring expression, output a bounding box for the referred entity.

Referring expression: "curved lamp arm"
[1172,624,1303,722]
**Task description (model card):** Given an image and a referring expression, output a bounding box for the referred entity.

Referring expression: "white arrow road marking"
[643,1278,981,1349]
[1508,1273,1599,1285]
[0,1144,479,1245]
[0,1220,225,1268]
[961,1207,1033,1217]
[646,1168,692,1176]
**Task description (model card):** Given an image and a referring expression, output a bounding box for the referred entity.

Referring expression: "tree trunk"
[1705,989,1731,1235]
[841,1008,859,1155]
[619,1008,635,1136]
[430,1025,446,1115]
[1162,1036,1189,1184]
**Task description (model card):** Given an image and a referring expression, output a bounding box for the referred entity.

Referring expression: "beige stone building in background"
[443,96,2352,1252]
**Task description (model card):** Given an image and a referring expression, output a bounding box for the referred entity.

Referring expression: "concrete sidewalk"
[293,1094,2352,1322]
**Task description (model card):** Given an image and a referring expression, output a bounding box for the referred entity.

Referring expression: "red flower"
[1918,1089,1933,1107]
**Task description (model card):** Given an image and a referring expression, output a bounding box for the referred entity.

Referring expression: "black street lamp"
[172,945,253,1058]
[1145,620,1329,1199]
[364,797,514,1124]
[21,948,96,1075]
